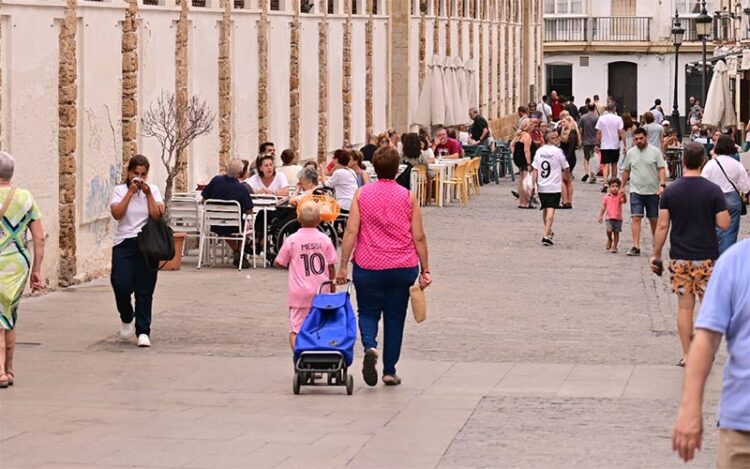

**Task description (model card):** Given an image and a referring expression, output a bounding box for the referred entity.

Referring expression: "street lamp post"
[695,0,713,106]
[672,11,685,139]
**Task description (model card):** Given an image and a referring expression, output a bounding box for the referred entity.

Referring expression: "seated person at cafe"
[320,149,358,211]
[201,159,254,266]
[278,149,303,187]
[247,154,290,196]
[290,167,320,207]
[432,126,462,159]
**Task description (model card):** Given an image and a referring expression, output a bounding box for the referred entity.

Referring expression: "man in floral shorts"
[650,143,730,367]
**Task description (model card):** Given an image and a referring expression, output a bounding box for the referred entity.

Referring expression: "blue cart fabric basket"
[294,287,357,366]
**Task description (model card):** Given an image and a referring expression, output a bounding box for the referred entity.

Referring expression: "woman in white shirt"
[702,135,750,255]
[320,149,358,211]
[278,149,303,188]
[109,155,164,348]
[247,155,290,196]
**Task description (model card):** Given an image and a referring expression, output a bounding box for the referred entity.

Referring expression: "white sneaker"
[120,321,134,340]
[137,334,151,347]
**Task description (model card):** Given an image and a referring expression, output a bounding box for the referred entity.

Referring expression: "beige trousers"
[718,429,750,469]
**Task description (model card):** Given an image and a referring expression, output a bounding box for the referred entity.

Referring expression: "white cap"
[661,120,671,126]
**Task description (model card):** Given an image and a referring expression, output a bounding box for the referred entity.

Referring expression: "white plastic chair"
[250,194,279,269]
[197,200,255,270]
[168,195,200,254]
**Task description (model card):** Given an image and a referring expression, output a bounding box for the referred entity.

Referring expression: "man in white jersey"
[595,102,625,193]
[532,132,570,246]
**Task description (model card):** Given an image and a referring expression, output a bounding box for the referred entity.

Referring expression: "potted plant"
[142,91,214,270]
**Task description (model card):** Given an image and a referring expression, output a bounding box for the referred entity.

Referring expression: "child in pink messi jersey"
[598,178,627,254]
[274,202,338,350]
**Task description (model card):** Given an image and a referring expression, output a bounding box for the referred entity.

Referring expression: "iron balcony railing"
[544,17,651,42]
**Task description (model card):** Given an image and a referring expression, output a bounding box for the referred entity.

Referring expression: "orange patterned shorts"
[669,259,714,297]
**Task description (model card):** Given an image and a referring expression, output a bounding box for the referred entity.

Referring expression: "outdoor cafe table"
[436,157,470,204]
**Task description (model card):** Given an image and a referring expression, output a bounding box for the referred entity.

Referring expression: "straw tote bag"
[410,283,426,323]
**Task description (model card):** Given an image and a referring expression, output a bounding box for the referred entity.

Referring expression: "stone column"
[457,0,463,57]
[122,0,139,175]
[468,0,474,59]
[218,0,232,171]
[289,1,300,151]
[521,0,530,105]
[445,1,451,56]
[389,0,411,132]
[257,0,269,144]
[432,0,439,54]
[365,0,374,139]
[342,0,352,144]
[478,0,483,114]
[419,13,426,89]
[175,0,189,192]
[58,0,78,286]
[317,6,328,163]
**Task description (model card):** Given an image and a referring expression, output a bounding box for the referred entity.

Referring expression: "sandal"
[0,374,8,389]
[382,374,402,386]
[6,371,13,386]
[677,358,686,367]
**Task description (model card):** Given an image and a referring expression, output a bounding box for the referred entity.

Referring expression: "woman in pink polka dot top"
[336,146,432,387]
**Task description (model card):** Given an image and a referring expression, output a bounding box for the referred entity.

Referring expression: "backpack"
[137,218,175,271]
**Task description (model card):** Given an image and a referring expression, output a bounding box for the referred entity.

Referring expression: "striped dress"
[0,187,41,330]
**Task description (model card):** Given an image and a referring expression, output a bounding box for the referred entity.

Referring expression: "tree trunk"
[164,172,175,221]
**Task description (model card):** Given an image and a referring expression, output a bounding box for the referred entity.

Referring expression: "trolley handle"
[318,280,352,294]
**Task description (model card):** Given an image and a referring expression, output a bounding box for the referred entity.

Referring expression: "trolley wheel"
[346,374,354,395]
[327,373,334,385]
[293,372,301,395]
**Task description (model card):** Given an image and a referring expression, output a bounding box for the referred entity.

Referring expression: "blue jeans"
[110,238,158,336]
[353,263,419,376]
[718,191,742,256]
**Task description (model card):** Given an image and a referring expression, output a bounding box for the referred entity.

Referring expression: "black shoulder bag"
[715,158,748,216]
[138,217,175,271]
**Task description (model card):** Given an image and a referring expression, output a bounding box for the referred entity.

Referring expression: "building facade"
[0,0,543,287]
[542,0,745,118]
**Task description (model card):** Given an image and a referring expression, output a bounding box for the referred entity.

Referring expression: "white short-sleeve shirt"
[324,168,359,210]
[110,183,163,246]
[247,172,289,193]
[595,113,624,150]
[532,144,569,194]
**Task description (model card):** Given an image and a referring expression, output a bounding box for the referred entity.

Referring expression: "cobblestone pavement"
[1,178,734,468]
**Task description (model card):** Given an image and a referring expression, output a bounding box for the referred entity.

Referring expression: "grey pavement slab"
[1,181,739,468]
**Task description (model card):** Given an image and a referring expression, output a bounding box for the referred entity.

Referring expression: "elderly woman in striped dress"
[0,151,45,389]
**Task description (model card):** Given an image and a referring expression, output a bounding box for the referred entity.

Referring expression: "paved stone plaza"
[1,180,728,468]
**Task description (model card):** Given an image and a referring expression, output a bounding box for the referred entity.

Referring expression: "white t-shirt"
[595,113,624,150]
[537,102,552,123]
[247,172,289,193]
[702,155,750,194]
[110,183,164,246]
[278,165,303,187]
[532,144,569,193]
[324,167,358,210]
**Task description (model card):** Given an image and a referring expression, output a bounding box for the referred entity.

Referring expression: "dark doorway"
[546,64,572,99]
[608,62,638,116]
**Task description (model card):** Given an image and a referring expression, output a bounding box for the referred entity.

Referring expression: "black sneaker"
[542,237,554,246]
[362,349,379,387]
[232,251,242,267]
[601,185,608,193]
[582,174,589,182]
[511,190,520,200]
[626,247,641,257]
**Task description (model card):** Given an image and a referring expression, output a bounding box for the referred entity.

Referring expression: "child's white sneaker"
[137,334,151,347]
[120,321,134,340]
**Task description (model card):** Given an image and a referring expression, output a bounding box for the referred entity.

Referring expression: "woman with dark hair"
[110,155,165,347]
[319,149,358,210]
[248,154,290,196]
[278,149,303,187]
[702,134,750,254]
[239,159,254,195]
[348,150,370,187]
[336,146,431,386]
[396,133,429,191]
[559,115,579,209]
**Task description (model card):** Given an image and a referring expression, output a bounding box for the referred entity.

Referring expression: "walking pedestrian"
[511,119,537,209]
[672,239,750,467]
[468,107,490,146]
[598,178,626,253]
[701,135,750,255]
[532,132,570,246]
[336,146,431,387]
[536,96,552,124]
[595,102,624,193]
[649,99,665,124]
[620,128,666,257]
[620,112,638,177]
[110,155,165,348]
[0,152,45,388]
[593,94,606,116]
[559,115,579,209]
[650,143,730,367]
[580,103,599,183]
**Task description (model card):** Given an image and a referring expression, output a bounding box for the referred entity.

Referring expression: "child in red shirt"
[598,178,627,253]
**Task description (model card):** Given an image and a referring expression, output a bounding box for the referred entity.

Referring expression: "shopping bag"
[137,218,175,271]
[410,283,426,323]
